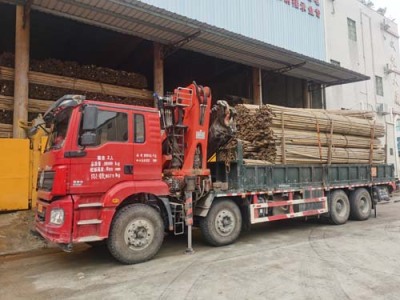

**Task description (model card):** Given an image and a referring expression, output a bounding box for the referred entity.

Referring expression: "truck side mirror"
[81,105,98,146]
[82,105,98,131]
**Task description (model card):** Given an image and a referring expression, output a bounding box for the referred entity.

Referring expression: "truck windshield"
[45,108,73,151]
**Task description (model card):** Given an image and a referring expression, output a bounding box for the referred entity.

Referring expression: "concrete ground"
[0,210,50,256]
[2,199,400,300]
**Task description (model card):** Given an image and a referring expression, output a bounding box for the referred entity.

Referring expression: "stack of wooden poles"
[0,52,152,128]
[219,104,385,165]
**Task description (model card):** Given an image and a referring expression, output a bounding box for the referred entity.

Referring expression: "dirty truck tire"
[328,190,350,225]
[200,199,242,246]
[350,188,372,221]
[107,204,164,264]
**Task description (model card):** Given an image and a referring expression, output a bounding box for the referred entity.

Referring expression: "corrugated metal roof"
[16,0,369,86]
[140,0,327,61]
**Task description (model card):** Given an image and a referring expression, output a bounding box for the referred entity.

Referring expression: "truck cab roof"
[83,100,158,114]
[44,94,158,123]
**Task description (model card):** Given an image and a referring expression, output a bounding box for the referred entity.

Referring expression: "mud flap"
[194,192,215,217]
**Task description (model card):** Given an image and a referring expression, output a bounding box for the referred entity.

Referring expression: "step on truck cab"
[34,83,397,264]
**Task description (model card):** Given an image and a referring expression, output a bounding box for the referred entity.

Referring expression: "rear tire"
[199,199,242,246]
[328,190,350,225]
[107,204,164,264]
[350,188,372,221]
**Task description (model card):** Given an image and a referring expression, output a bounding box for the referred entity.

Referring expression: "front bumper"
[35,196,73,244]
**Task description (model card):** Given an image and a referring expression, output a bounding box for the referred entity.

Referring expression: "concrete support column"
[153,42,164,99]
[252,67,262,105]
[13,4,30,138]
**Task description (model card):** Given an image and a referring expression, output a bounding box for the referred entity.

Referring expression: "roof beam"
[163,30,201,59]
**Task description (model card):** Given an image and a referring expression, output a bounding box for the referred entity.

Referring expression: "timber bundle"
[0,52,152,136]
[219,104,385,165]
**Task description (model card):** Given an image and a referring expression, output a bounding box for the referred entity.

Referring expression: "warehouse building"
[0,0,367,138]
[0,0,379,211]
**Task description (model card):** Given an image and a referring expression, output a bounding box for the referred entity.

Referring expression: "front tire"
[107,204,164,264]
[328,190,350,225]
[350,188,372,221]
[199,199,242,246]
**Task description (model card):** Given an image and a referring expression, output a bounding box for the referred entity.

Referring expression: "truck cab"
[36,95,170,252]
[35,83,215,264]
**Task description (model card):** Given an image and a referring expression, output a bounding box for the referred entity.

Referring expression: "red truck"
[34,83,396,264]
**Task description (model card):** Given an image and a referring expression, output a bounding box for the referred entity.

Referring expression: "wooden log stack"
[0,53,148,89]
[219,104,385,165]
[0,53,152,133]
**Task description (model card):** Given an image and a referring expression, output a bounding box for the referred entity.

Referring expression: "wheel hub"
[215,210,235,236]
[336,199,345,216]
[359,197,368,213]
[124,219,154,250]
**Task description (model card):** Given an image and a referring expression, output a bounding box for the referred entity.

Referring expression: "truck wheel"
[199,199,242,246]
[107,204,164,264]
[350,188,372,221]
[328,190,350,225]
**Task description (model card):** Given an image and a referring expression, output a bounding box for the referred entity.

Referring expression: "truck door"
[69,109,133,195]
[132,112,163,181]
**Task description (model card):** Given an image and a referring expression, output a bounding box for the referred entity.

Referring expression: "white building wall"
[324,0,400,175]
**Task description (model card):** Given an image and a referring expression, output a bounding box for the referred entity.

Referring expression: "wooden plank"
[0,123,13,138]
[0,66,153,100]
[0,95,52,113]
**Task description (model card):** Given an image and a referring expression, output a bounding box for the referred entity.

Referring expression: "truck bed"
[210,161,395,193]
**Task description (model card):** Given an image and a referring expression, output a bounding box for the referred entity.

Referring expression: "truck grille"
[37,171,55,191]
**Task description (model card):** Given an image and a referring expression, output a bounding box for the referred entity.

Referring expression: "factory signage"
[279,0,321,19]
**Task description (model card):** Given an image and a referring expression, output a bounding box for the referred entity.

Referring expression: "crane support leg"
[184,190,194,254]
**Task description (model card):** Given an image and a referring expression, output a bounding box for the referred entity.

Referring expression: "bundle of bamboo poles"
[0,67,152,100]
[0,65,152,126]
[267,105,384,138]
[0,52,148,89]
[219,104,385,165]
[275,145,384,164]
[0,123,12,138]
[308,109,376,120]
[272,129,381,149]
[0,52,152,131]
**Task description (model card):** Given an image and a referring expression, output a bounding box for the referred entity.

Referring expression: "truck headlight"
[50,208,65,225]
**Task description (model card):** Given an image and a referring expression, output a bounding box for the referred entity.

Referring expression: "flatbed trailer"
[195,142,396,236]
